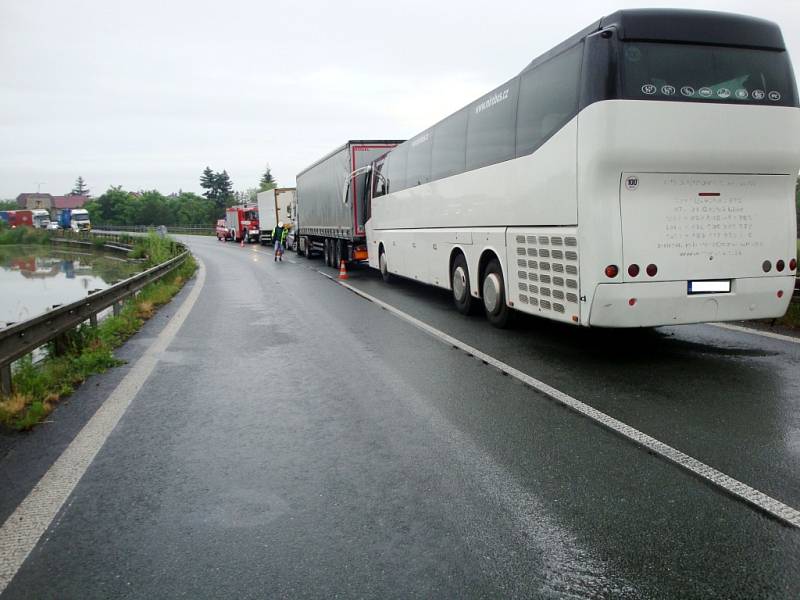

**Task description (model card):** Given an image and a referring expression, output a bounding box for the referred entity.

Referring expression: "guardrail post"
[53,334,69,357]
[1,363,11,396]
[89,313,98,327]
[113,302,122,316]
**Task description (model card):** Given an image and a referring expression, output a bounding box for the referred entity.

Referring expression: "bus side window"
[431,108,468,181]
[407,131,433,187]
[516,43,583,157]
[466,78,520,171]
[384,144,409,193]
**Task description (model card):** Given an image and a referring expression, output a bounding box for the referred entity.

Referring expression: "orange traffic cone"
[338,259,349,280]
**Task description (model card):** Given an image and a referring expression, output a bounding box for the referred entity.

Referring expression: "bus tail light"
[777,290,784,298]
[776,260,785,272]
[628,298,637,306]
[604,265,619,278]
[628,264,640,277]
[762,260,772,272]
[790,258,797,271]
[646,264,658,277]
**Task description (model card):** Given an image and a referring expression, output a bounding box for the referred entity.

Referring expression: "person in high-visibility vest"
[273,221,285,261]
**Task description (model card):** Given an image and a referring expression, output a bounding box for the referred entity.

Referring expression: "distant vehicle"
[31,209,51,229]
[47,221,60,231]
[225,205,259,243]
[296,140,403,266]
[0,210,34,228]
[257,188,296,246]
[364,9,799,328]
[57,208,91,232]
[215,219,229,241]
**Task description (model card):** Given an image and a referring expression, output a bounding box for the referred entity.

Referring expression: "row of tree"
[81,165,279,226]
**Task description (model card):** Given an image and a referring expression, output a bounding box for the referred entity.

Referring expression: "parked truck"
[296,140,403,266]
[257,188,296,246]
[31,209,51,229]
[225,205,259,243]
[0,210,34,228]
[57,208,91,231]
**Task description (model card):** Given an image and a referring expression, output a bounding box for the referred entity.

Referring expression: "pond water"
[0,245,146,326]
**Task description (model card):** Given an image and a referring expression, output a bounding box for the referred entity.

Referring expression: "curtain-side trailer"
[296,140,403,266]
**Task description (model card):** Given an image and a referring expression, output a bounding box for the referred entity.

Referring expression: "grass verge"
[0,254,197,430]
[0,226,51,245]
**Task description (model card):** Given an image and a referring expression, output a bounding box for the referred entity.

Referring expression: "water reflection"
[0,245,145,325]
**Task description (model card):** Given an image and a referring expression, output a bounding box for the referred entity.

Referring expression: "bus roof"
[522,9,785,75]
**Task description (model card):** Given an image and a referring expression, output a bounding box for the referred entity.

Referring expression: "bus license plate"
[688,280,731,294]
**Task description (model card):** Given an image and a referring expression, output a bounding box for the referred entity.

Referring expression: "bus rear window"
[621,42,797,106]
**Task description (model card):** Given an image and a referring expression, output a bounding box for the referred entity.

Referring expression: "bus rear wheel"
[482,258,510,328]
[451,254,474,315]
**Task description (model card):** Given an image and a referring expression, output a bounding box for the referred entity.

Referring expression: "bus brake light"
[790,258,797,271]
[604,265,619,278]
[776,260,785,272]
[628,264,640,277]
[646,264,658,277]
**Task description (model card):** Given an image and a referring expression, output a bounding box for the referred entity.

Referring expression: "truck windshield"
[73,214,89,221]
[621,42,796,106]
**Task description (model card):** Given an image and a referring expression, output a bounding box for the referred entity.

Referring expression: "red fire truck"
[225,205,260,243]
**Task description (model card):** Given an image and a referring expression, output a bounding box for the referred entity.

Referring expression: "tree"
[259,165,276,191]
[200,167,215,197]
[71,176,90,196]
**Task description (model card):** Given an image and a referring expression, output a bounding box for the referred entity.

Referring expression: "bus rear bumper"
[588,277,795,327]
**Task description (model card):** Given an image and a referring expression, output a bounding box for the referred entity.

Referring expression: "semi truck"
[0,210,34,228]
[225,205,259,243]
[296,140,403,266]
[57,208,91,231]
[257,187,296,246]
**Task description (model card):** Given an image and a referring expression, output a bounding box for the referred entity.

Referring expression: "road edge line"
[708,322,800,345]
[319,271,800,529]
[0,258,207,595]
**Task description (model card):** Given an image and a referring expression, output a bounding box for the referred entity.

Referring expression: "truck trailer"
[296,140,403,266]
[257,188,296,246]
[0,210,34,228]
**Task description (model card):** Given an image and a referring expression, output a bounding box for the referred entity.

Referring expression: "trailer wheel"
[482,258,511,328]
[323,239,330,266]
[336,239,344,267]
[305,238,314,259]
[379,248,392,283]
[451,254,475,315]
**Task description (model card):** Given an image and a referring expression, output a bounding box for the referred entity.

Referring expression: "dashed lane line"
[319,271,800,529]
[0,259,207,595]
[709,322,800,345]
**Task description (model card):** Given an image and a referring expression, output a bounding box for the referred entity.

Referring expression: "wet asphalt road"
[2,234,799,598]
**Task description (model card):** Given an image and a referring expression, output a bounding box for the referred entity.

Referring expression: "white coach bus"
[363,9,799,328]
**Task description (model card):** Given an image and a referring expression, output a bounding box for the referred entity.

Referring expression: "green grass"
[0,226,51,245]
[129,231,181,267]
[0,254,197,430]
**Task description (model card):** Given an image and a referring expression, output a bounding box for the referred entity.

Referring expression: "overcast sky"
[1,0,797,199]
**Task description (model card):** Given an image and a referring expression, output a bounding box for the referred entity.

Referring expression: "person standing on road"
[280,225,289,255]
[273,221,285,261]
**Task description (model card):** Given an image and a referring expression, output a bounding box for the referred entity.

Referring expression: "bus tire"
[482,258,510,328]
[451,254,474,315]
[379,248,392,283]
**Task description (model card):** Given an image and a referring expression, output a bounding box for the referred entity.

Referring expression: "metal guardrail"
[92,224,214,236]
[0,248,189,395]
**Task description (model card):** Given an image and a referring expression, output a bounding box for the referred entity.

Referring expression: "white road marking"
[0,259,207,594]
[319,271,800,529]
[709,322,800,345]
